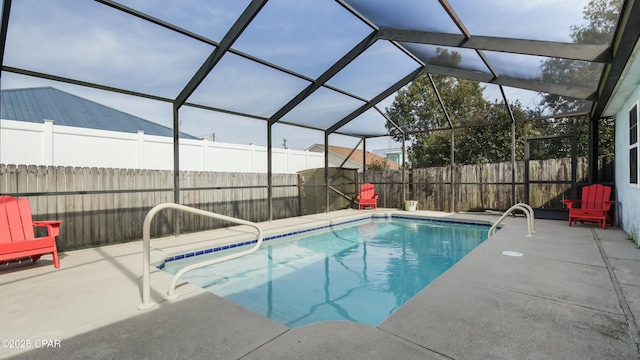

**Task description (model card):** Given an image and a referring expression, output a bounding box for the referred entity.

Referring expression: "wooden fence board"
[68,167,82,249]
[80,168,92,248]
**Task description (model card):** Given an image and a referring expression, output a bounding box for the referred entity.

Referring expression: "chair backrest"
[0,196,35,243]
[580,184,611,210]
[360,183,376,200]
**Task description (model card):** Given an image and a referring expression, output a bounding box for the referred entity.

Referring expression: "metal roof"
[0,86,198,139]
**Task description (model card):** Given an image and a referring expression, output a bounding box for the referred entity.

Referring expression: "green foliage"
[536,0,620,156]
[386,69,530,167]
[573,0,622,45]
[538,0,620,112]
[367,158,391,171]
[386,2,619,167]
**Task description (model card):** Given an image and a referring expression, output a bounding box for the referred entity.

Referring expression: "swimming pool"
[162,216,489,328]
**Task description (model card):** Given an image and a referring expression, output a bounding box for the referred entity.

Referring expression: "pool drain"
[502,251,523,257]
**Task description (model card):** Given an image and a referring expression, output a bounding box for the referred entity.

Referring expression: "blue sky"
[1,0,594,151]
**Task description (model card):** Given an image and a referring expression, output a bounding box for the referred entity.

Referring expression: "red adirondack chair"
[0,196,63,268]
[561,184,613,229]
[357,183,378,210]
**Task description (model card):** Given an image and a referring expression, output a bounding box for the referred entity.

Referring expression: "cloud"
[450,0,588,42]
[4,0,213,98]
[232,0,373,78]
[188,53,311,117]
[116,0,246,42]
[327,40,421,100]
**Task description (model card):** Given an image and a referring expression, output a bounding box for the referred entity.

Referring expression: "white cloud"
[4,0,213,98]
[450,0,589,42]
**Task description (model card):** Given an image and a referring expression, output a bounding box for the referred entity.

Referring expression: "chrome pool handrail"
[488,203,535,238]
[516,203,536,233]
[138,203,263,310]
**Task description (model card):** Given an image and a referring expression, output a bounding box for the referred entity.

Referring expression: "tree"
[386,2,620,168]
[367,158,391,171]
[539,0,621,112]
[386,48,529,167]
[536,0,621,156]
[387,80,532,167]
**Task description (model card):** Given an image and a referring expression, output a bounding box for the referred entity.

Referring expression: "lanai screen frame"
[1,0,637,223]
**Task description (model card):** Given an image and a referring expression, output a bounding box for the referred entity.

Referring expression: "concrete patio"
[1,209,639,359]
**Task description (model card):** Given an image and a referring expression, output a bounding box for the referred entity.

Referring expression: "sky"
[1,0,595,152]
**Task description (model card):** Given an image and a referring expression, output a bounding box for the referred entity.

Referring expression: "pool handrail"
[517,203,536,233]
[138,202,263,310]
[488,203,535,238]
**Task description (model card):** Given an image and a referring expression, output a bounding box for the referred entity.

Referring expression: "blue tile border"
[159,213,492,269]
[391,214,493,228]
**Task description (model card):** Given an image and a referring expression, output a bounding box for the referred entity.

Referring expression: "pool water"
[163,217,488,328]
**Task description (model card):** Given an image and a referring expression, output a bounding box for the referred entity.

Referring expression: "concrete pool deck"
[1,209,640,359]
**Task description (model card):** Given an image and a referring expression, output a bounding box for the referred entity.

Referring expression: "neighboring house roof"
[308,144,401,170]
[0,87,197,139]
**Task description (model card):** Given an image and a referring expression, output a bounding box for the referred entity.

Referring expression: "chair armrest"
[373,193,379,199]
[603,201,615,211]
[33,220,64,237]
[561,199,580,209]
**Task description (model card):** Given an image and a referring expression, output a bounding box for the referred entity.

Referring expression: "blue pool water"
[163,217,488,328]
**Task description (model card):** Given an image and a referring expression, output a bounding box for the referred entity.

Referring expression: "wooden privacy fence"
[0,156,613,251]
[364,156,613,212]
[362,170,408,209]
[0,165,298,251]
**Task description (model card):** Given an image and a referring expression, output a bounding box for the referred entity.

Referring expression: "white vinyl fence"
[0,119,324,173]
